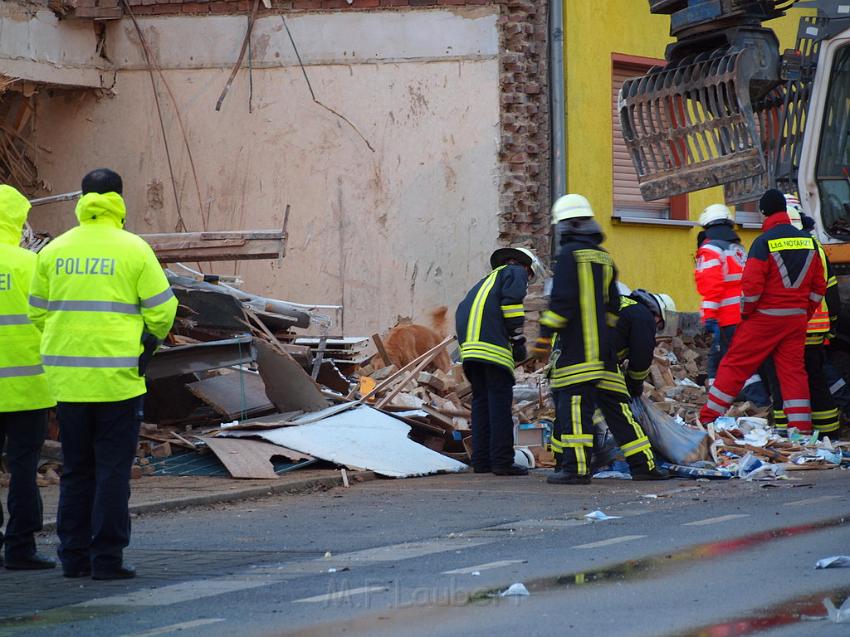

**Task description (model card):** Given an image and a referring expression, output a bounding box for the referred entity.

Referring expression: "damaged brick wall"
[496,0,550,261]
[90,0,552,256]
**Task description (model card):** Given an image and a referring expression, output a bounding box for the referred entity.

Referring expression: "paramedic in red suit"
[699,190,826,433]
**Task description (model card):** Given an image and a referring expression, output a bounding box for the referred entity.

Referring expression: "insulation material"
[222,405,468,478]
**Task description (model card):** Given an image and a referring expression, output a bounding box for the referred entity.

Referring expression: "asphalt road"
[1,469,849,637]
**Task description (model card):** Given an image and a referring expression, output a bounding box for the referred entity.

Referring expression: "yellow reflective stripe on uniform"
[466,267,503,343]
[540,309,568,329]
[806,333,826,345]
[621,435,651,456]
[0,314,30,325]
[767,237,814,252]
[603,260,612,305]
[561,434,594,446]
[460,341,514,370]
[42,355,139,368]
[0,364,45,378]
[606,312,618,327]
[577,260,599,362]
[571,395,587,476]
[828,276,838,287]
[627,368,649,381]
[549,438,564,453]
[141,287,175,308]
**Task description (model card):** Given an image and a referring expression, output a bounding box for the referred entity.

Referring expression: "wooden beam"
[141,230,286,263]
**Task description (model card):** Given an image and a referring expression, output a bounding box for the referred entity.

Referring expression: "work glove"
[138,332,161,377]
[511,336,527,364]
[530,336,552,361]
[626,375,644,398]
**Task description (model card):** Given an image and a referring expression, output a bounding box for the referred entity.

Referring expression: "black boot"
[492,464,529,476]
[4,553,57,570]
[631,467,672,481]
[92,564,136,580]
[546,471,591,485]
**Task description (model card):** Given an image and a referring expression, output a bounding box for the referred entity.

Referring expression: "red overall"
[699,213,826,432]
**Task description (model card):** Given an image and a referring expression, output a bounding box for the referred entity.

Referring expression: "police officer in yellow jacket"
[28,169,177,580]
[456,247,543,475]
[0,185,57,571]
[531,195,669,484]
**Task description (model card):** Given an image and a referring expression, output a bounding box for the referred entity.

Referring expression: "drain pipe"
[549,0,566,260]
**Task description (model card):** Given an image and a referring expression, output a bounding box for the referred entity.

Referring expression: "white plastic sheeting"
[222,404,468,478]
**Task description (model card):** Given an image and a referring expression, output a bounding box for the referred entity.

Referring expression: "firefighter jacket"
[28,192,178,403]
[694,224,745,327]
[806,239,839,344]
[740,212,826,321]
[0,186,55,412]
[455,264,528,374]
[539,233,623,391]
[614,296,657,385]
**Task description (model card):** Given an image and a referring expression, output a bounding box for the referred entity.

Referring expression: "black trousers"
[56,397,142,573]
[463,362,515,470]
[553,381,655,477]
[765,344,839,433]
[0,409,48,561]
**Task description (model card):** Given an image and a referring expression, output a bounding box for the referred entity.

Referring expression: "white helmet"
[699,204,734,228]
[652,293,676,328]
[490,246,546,281]
[784,194,803,229]
[551,194,594,224]
[633,289,676,330]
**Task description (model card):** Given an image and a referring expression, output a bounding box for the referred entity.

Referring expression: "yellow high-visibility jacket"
[0,185,55,412]
[28,192,177,403]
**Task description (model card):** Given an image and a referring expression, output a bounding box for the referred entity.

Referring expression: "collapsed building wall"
[4,0,552,335]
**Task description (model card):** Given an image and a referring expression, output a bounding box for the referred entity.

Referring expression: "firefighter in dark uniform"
[456,246,543,476]
[615,289,675,398]
[531,194,669,484]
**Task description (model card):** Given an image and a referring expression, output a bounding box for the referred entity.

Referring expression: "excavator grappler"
[619,1,850,207]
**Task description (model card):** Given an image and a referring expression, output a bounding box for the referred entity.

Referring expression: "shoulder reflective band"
[42,355,139,368]
[141,287,175,308]
[0,364,44,378]
[0,314,31,325]
[46,300,140,314]
[767,237,814,252]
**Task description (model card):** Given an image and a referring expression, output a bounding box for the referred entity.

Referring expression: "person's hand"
[530,336,552,361]
[138,332,160,376]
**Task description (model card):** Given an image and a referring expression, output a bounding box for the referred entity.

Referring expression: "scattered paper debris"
[500,583,530,597]
[816,556,850,569]
[824,597,850,623]
[584,510,621,521]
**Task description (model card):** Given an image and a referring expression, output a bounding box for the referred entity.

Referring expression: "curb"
[40,470,376,533]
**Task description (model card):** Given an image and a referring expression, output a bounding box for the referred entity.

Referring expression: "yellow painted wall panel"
[562,1,812,311]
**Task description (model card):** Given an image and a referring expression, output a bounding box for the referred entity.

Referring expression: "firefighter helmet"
[551,194,594,224]
[490,246,545,280]
[699,204,734,228]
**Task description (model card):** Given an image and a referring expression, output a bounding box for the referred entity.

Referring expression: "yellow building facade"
[562,1,809,311]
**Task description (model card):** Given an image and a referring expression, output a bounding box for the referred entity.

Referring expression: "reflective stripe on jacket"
[806,240,838,340]
[694,238,745,327]
[455,264,528,374]
[28,192,178,403]
[540,235,624,392]
[0,185,55,412]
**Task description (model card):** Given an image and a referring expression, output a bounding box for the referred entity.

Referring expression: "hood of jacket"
[75,192,126,229]
[0,185,32,246]
[704,223,741,245]
[762,211,794,233]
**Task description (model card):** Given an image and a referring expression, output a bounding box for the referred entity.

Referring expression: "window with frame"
[612,54,689,223]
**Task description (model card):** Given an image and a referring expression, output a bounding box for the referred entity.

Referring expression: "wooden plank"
[186,372,274,419]
[372,333,392,366]
[356,336,455,402]
[374,337,456,409]
[142,230,285,263]
[201,437,313,479]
